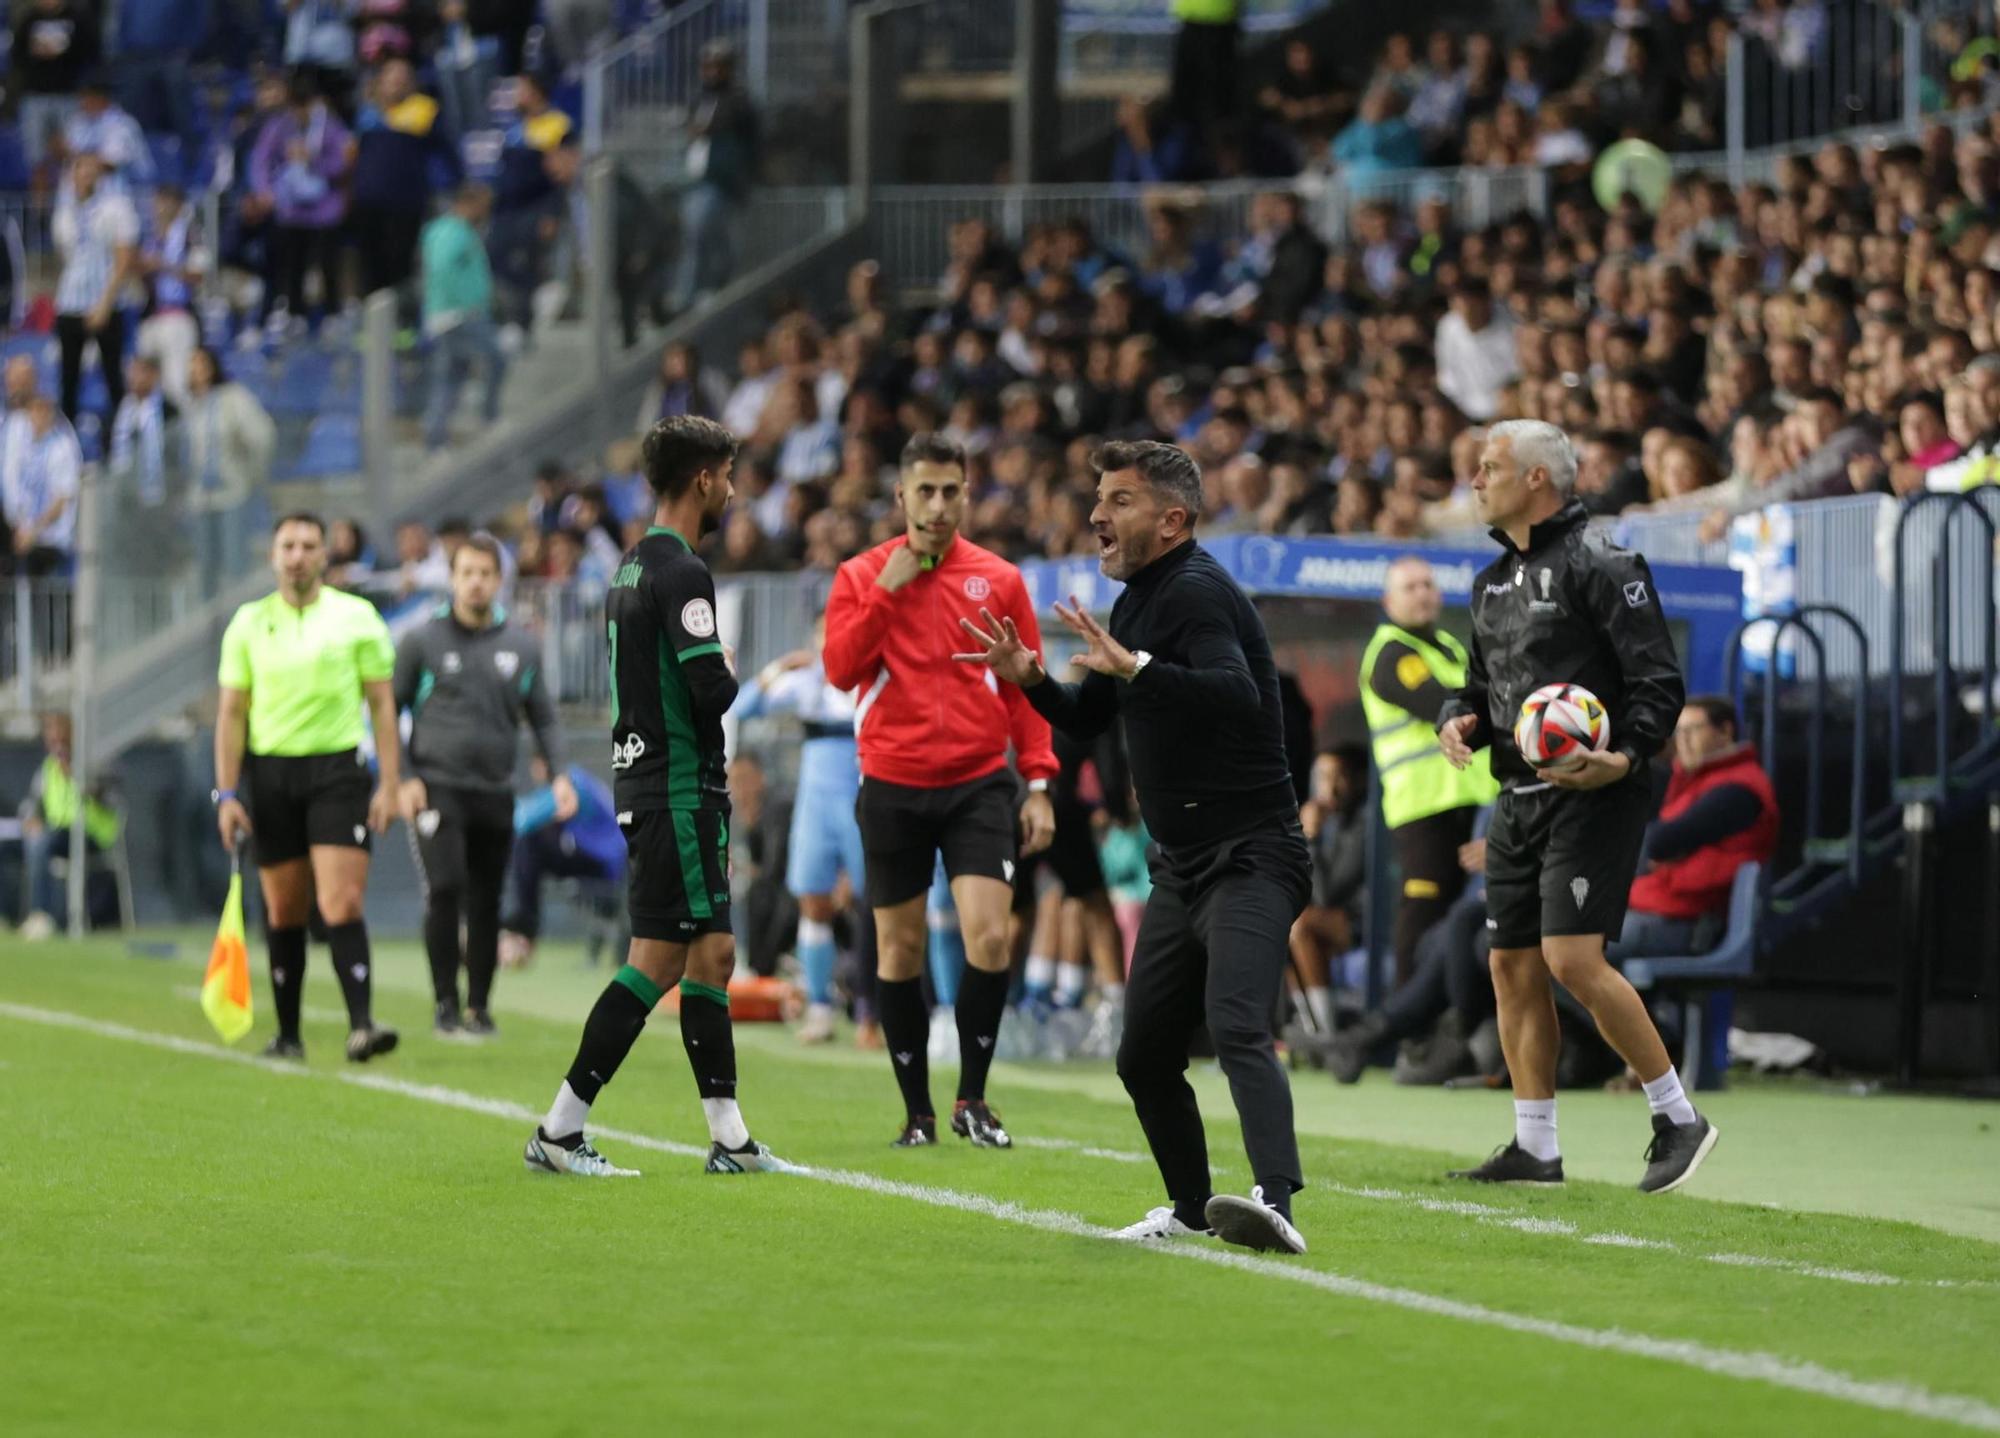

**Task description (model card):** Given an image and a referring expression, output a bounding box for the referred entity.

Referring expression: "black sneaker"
[262,1035,305,1062]
[1447,1140,1565,1185]
[951,1099,1013,1149]
[891,1116,937,1147]
[433,1000,462,1036]
[1639,1112,1719,1194]
[345,1026,400,1063]
[1328,1013,1389,1085]
[461,1008,497,1038]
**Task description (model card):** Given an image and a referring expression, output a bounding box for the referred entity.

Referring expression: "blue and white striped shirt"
[2,418,82,552]
[111,391,170,508]
[53,187,139,317]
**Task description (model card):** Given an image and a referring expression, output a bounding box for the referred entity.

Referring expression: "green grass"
[5,934,2000,1437]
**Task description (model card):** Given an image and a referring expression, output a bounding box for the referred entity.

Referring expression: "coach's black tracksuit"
[1025,539,1309,1216]
[393,607,566,1014]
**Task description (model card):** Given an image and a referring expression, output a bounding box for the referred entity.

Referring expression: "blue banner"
[1020,535,1743,689]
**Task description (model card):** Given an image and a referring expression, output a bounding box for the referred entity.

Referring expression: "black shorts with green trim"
[620,806,733,943]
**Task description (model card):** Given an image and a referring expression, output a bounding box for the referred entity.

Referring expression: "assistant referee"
[958,440,1312,1255]
[215,512,403,1063]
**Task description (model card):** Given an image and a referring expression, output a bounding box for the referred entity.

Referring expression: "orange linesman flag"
[200,864,254,1043]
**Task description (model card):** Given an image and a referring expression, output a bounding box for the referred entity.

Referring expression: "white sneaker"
[705,1139,797,1174]
[19,911,56,941]
[1080,999,1124,1060]
[1110,1206,1212,1242]
[523,1128,640,1177]
[797,1003,837,1045]
[927,1005,960,1063]
[1204,1186,1307,1254]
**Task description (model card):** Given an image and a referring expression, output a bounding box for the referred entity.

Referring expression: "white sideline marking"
[1021,1134,1992,1293]
[7,1003,2000,1432]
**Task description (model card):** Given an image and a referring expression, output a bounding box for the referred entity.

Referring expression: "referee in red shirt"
[823,434,1059,1149]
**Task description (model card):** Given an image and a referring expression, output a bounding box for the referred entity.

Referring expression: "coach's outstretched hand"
[954,608,1045,687]
[1052,597,1141,680]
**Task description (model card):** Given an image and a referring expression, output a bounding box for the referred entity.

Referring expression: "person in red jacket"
[1614,695,1779,959]
[822,433,1059,1149]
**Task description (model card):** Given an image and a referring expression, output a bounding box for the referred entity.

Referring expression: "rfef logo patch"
[681,598,716,637]
[963,576,991,601]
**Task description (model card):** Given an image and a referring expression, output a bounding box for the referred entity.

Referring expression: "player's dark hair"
[1093,439,1204,526]
[1688,694,1737,738]
[454,533,504,571]
[642,415,738,500]
[900,431,967,474]
[272,510,326,538]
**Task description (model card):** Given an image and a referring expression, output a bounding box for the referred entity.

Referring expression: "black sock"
[1174,1199,1213,1231]
[876,976,934,1120]
[954,964,1012,1102]
[564,965,659,1104]
[267,924,306,1041]
[326,921,374,1030]
[1256,1177,1295,1221]
[678,981,737,1101]
[423,891,462,1009]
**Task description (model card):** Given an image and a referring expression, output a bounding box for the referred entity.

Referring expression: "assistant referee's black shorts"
[856,769,1018,909]
[620,806,733,943]
[244,749,372,866]
[1483,778,1654,949]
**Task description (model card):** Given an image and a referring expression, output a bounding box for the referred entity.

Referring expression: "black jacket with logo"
[393,607,566,794]
[1437,501,1685,788]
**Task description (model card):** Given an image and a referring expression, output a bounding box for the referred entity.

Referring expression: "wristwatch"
[1125,650,1153,681]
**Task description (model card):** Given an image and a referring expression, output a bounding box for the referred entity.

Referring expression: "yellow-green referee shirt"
[219,588,396,756]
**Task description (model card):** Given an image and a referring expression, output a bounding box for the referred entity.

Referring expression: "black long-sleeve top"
[1023,540,1297,850]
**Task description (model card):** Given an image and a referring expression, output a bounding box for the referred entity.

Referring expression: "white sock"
[1304,986,1332,1032]
[1641,1066,1698,1127]
[1023,953,1056,998]
[1055,962,1088,1008]
[1514,1098,1559,1160]
[1100,981,1124,1008]
[703,1097,750,1149]
[544,1080,590,1139]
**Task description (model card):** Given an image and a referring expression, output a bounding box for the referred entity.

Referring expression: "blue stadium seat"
[1625,862,1764,1091]
[0,123,31,192]
[277,413,362,479]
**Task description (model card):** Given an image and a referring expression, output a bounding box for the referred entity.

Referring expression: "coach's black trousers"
[1117,820,1312,1209]
[410,785,515,1011]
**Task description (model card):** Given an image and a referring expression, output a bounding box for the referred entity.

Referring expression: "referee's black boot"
[1447,1140,1565,1186]
[345,1026,400,1063]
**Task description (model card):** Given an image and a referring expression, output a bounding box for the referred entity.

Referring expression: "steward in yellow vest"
[1360,558,1497,984]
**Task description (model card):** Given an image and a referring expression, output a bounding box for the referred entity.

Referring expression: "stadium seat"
[276,413,362,479]
[1625,862,1765,1092]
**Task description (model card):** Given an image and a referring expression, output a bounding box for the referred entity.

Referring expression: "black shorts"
[244,749,372,867]
[621,806,733,943]
[408,784,515,901]
[1013,801,1106,912]
[1484,779,1653,949]
[856,769,1018,909]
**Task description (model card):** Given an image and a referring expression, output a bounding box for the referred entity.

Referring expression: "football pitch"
[5,937,1999,1437]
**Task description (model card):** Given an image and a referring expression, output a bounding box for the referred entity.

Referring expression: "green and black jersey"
[608,526,737,813]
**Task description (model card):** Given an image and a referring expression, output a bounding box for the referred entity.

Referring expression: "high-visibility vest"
[38,757,121,850]
[1360,622,1499,829]
[1171,0,1239,23]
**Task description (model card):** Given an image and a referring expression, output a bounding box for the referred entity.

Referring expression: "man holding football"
[1437,419,1716,1194]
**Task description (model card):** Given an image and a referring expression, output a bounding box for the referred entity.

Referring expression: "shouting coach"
[957,440,1311,1255]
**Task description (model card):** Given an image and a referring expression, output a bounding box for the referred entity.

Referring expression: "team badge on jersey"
[963,576,991,600]
[442,651,462,673]
[494,650,519,679]
[681,598,716,637]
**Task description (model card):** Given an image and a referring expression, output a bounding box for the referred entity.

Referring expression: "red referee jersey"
[822,536,1059,790]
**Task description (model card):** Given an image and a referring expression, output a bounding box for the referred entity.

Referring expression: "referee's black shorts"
[620,806,733,943]
[856,769,1018,909]
[244,749,372,866]
[1483,778,1653,950]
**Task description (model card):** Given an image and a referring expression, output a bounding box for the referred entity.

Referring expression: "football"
[1514,683,1610,771]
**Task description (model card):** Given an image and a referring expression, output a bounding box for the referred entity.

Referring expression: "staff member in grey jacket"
[394,533,572,1036]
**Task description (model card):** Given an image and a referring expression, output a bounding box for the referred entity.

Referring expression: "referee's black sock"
[423,892,463,1009]
[562,965,659,1104]
[326,921,374,1030]
[876,976,934,1120]
[954,965,1011,1103]
[267,925,306,1041]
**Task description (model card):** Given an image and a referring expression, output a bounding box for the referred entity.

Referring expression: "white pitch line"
[6,1001,2000,1432]
[1018,1134,1993,1294]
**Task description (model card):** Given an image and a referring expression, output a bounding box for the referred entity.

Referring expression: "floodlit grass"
[4,935,1998,1437]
